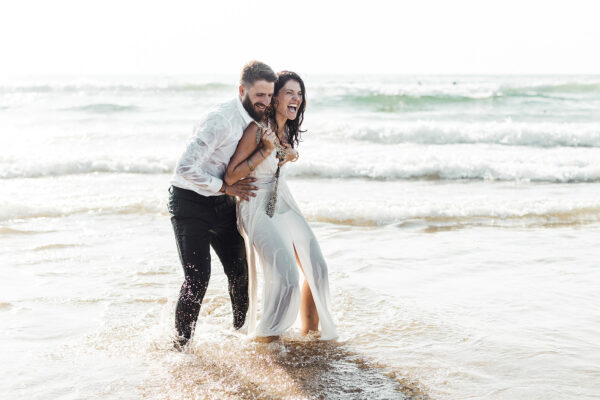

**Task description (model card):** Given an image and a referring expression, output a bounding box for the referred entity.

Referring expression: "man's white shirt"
[170,97,255,196]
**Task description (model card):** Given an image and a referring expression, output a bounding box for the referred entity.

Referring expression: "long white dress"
[237,144,337,340]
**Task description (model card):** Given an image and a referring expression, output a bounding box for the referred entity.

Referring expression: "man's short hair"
[240,61,277,87]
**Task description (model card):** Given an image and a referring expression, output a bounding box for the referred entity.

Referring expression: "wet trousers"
[168,186,248,339]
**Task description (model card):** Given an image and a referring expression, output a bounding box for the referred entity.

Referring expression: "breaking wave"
[65,103,139,113]
[0,158,172,179]
[2,153,600,184]
[2,194,599,229]
[322,121,600,148]
[0,82,232,94]
[285,160,600,183]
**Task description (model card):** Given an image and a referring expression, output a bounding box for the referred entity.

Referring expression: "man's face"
[240,80,274,121]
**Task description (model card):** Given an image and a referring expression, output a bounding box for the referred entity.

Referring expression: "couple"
[168,61,337,348]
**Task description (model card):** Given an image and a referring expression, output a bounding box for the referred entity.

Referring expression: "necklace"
[266,125,288,217]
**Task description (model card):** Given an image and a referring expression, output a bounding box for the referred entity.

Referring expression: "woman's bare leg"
[293,244,319,334]
[301,280,319,334]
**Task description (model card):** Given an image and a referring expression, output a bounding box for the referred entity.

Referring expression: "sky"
[1,0,600,75]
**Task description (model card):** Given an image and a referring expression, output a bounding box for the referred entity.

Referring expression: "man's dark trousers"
[168,186,248,340]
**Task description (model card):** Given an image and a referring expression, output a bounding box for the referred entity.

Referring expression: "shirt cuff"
[208,177,224,195]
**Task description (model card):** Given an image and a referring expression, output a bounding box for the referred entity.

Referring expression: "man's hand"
[222,177,257,201]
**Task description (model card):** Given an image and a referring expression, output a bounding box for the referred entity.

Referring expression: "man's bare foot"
[255,335,279,343]
[172,336,189,352]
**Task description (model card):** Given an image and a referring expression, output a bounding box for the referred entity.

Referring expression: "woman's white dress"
[237,145,337,340]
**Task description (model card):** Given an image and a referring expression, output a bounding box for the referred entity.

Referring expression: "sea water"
[1,74,599,399]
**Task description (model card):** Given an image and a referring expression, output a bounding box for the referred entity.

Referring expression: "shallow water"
[1,74,600,399]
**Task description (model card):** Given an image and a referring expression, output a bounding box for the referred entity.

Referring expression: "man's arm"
[225,122,275,187]
[175,113,230,194]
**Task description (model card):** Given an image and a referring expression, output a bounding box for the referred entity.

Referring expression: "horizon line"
[3,71,600,77]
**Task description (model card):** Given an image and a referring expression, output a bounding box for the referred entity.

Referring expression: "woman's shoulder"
[244,120,260,133]
[245,120,271,137]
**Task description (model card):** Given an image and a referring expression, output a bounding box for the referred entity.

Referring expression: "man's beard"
[242,94,267,121]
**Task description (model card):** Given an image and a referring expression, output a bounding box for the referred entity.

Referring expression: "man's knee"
[180,273,209,300]
[222,254,248,279]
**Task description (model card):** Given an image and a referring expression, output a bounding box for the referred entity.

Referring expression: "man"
[168,61,277,349]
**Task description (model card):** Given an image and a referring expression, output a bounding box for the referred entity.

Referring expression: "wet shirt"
[170,97,255,196]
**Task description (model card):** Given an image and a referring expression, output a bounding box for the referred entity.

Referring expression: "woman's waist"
[251,175,278,186]
[238,179,290,209]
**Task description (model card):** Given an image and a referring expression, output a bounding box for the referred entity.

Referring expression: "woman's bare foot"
[301,329,321,338]
[255,335,279,343]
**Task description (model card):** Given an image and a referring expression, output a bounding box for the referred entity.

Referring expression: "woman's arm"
[225,122,275,186]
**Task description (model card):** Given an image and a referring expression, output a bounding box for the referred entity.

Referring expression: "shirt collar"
[235,96,255,126]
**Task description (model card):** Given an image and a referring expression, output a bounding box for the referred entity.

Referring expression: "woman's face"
[274,79,303,121]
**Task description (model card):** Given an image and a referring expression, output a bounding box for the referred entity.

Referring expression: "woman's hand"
[261,129,277,152]
[278,143,299,167]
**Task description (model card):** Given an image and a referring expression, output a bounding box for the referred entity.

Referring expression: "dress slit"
[236,149,337,340]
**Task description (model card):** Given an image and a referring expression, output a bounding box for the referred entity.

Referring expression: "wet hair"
[240,61,277,87]
[268,71,307,148]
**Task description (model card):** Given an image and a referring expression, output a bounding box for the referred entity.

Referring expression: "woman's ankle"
[255,335,279,343]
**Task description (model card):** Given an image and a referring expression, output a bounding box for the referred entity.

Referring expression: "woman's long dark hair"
[266,71,306,148]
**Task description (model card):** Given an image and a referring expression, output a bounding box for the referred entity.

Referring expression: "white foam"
[0,196,166,222]
[4,190,599,227]
[2,174,600,228]
[314,120,600,148]
[0,157,173,179]
[3,140,600,184]
[285,141,600,183]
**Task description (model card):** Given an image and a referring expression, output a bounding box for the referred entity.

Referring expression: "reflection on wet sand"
[150,338,428,400]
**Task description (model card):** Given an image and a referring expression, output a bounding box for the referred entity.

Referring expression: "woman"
[224,71,337,341]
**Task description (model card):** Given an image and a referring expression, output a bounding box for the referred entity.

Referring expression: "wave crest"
[321,121,600,148]
[3,196,599,229]
[0,82,232,94]
[3,153,600,183]
[0,158,172,179]
[65,103,139,113]
[312,79,600,111]
[285,160,600,183]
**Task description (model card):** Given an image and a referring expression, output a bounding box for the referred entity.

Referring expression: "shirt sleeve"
[175,112,231,194]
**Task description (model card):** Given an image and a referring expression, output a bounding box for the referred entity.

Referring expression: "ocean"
[1,74,599,399]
